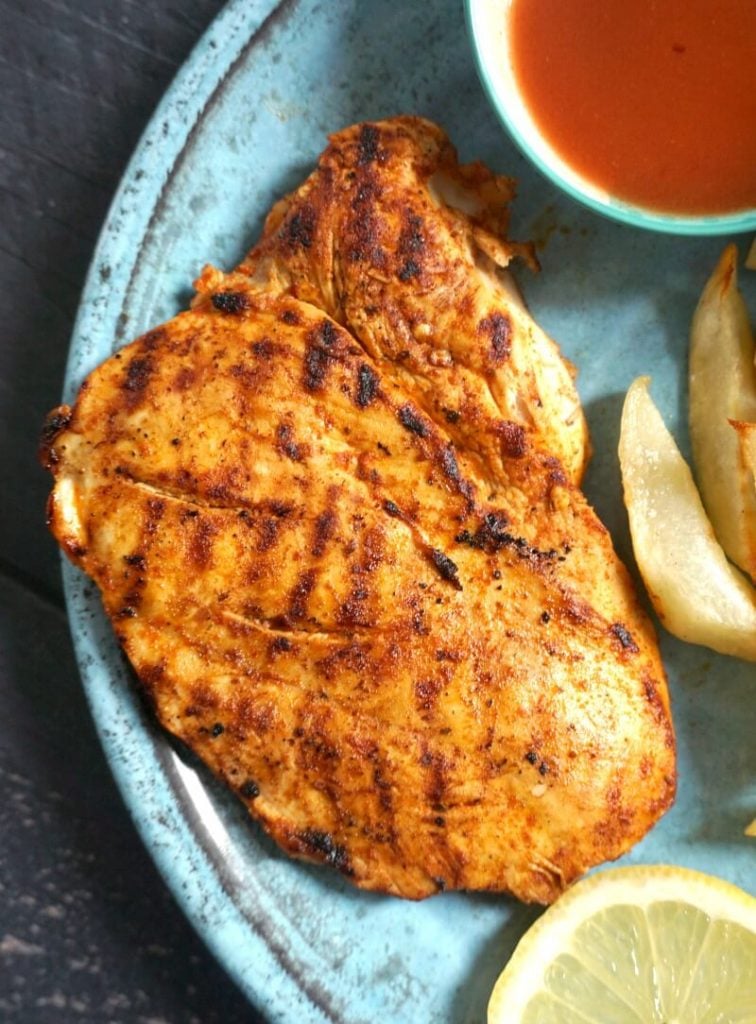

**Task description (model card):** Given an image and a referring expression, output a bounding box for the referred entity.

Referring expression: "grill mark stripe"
[356,363,380,408]
[289,569,318,620]
[397,404,429,437]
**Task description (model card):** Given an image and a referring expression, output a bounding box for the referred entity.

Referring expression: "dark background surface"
[1,1,262,1019]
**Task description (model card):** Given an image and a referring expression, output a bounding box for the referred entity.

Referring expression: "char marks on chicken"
[42,118,674,903]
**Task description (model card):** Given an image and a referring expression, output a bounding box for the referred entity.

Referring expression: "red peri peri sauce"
[508,0,756,215]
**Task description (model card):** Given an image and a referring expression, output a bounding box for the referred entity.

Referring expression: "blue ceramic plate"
[62,1,756,1021]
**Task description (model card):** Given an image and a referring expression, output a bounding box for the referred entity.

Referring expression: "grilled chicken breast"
[42,264,675,903]
[239,117,590,485]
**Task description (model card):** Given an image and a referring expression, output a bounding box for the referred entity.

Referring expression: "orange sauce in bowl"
[508,0,756,215]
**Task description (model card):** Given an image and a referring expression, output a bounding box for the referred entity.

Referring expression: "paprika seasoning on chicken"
[508,0,756,216]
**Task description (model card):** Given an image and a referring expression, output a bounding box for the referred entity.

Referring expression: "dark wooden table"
[1,2,262,1019]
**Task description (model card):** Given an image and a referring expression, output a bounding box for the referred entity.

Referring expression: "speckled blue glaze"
[62,1,756,1021]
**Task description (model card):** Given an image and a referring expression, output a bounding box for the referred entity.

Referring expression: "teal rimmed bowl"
[465,0,756,236]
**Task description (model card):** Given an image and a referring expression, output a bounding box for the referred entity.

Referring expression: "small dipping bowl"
[465,0,756,236]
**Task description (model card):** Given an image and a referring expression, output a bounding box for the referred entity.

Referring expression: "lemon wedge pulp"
[488,865,756,1024]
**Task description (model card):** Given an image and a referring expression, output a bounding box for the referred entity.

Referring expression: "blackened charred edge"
[455,512,557,562]
[141,327,165,351]
[289,568,317,619]
[397,404,429,437]
[479,312,512,364]
[39,407,72,467]
[383,500,401,518]
[280,308,301,325]
[123,354,154,399]
[439,445,460,481]
[276,421,303,462]
[281,202,316,250]
[312,508,337,557]
[319,319,338,347]
[239,779,260,799]
[270,500,293,518]
[398,258,420,281]
[304,345,329,392]
[337,583,373,629]
[296,828,354,875]
[346,169,383,266]
[253,337,275,358]
[257,516,281,553]
[428,549,462,590]
[454,511,508,550]
[611,623,639,653]
[211,291,251,315]
[304,319,339,392]
[270,635,292,655]
[443,407,461,424]
[356,363,380,408]
[525,750,538,765]
[397,211,423,279]
[357,123,380,165]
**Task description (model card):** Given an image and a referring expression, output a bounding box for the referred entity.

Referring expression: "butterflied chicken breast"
[42,270,674,904]
[239,116,590,485]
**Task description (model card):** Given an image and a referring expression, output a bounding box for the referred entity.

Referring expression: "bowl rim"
[464,0,756,237]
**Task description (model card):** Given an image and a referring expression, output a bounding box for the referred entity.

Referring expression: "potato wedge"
[619,377,756,661]
[689,244,756,583]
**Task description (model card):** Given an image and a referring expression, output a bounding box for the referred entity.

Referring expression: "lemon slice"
[488,865,756,1024]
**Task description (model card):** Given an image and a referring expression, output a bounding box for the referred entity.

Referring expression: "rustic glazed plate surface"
[62,1,756,1021]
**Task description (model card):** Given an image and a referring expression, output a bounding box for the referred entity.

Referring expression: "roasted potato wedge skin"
[620,377,756,662]
[689,244,756,583]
